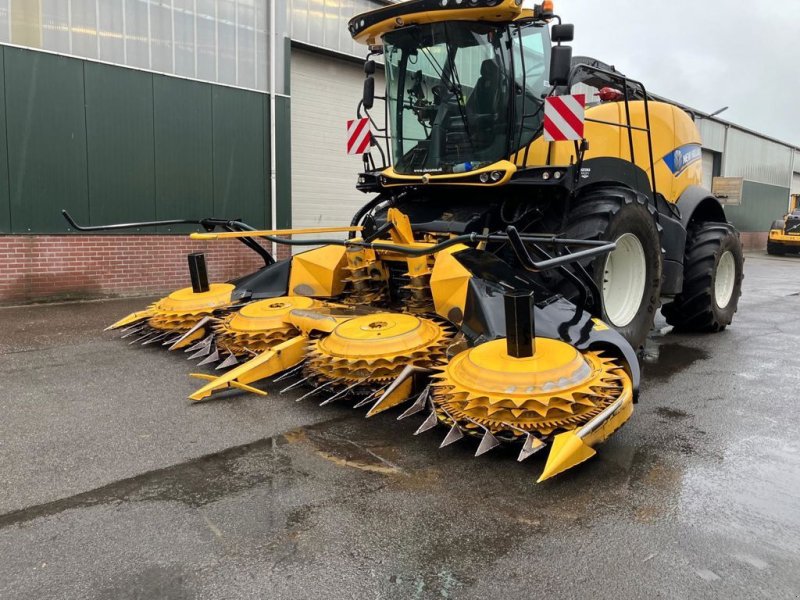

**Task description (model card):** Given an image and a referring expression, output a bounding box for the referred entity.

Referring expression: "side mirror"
[364,59,376,75]
[363,75,375,110]
[551,24,574,43]
[549,45,572,87]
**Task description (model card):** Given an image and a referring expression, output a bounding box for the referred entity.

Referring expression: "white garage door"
[290,50,385,233]
[701,149,715,190]
[792,171,800,194]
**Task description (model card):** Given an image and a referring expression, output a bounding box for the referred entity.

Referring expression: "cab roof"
[348,0,528,46]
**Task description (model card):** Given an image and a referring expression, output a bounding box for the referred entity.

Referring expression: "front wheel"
[662,222,744,332]
[767,241,786,256]
[562,187,663,351]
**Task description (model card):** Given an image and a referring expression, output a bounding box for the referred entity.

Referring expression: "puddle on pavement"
[642,340,709,381]
[0,403,692,585]
[286,425,404,476]
[655,407,690,420]
[0,417,402,530]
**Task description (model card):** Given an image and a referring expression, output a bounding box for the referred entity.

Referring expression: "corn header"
[68,0,745,482]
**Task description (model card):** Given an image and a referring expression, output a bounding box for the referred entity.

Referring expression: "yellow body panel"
[351,0,522,46]
[365,378,415,417]
[429,244,472,324]
[769,230,800,245]
[381,160,517,188]
[189,335,307,401]
[288,245,348,298]
[519,101,703,203]
[538,376,633,482]
[106,308,156,331]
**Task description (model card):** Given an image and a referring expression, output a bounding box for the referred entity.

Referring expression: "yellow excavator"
[768,193,800,255]
[71,0,744,482]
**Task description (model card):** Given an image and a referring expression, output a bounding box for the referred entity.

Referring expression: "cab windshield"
[383,21,549,175]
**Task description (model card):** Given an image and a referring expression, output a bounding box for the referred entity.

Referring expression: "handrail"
[567,63,658,200]
[61,210,275,266]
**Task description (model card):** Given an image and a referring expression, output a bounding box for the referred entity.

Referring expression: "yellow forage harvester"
[88,0,747,481]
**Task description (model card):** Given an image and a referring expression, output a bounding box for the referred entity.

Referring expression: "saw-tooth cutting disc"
[431,337,628,438]
[305,312,452,393]
[148,283,236,332]
[213,295,315,355]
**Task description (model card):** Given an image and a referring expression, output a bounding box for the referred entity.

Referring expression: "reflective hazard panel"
[346,117,371,155]
[544,94,586,141]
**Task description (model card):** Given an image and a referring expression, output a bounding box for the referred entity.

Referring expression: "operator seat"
[465,59,504,151]
[467,59,501,115]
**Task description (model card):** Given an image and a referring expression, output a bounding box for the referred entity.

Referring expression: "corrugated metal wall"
[722,128,793,187]
[14,0,271,92]
[696,119,725,153]
[287,0,381,58]
[0,45,271,234]
[290,49,384,236]
[723,181,790,231]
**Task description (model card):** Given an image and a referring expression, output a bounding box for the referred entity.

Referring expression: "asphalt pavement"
[1,252,799,599]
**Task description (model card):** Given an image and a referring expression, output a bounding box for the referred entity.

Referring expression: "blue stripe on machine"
[663,143,702,175]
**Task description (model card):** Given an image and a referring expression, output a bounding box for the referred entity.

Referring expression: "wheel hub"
[602,232,647,328]
[715,250,736,309]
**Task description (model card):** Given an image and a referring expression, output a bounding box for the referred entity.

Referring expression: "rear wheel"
[767,241,786,256]
[662,222,744,332]
[562,187,663,351]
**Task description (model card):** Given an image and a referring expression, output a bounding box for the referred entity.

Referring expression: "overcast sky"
[562,0,800,145]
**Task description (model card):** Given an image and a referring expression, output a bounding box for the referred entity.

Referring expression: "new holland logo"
[663,144,702,176]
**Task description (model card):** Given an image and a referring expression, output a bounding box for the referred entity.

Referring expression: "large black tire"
[767,240,786,256]
[562,187,663,351]
[662,222,744,332]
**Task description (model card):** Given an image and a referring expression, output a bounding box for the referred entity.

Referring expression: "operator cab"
[383,20,550,175]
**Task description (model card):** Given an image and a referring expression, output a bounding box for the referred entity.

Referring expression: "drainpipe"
[720,123,730,177]
[269,0,278,256]
[788,148,796,211]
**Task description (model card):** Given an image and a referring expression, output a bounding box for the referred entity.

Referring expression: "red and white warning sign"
[543,94,586,141]
[346,117,372,155]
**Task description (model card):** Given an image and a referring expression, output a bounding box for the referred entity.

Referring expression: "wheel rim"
[602,232,647,328]
[715,250,736,309]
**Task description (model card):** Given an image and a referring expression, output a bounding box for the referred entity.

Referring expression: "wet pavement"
[1,252,799,599]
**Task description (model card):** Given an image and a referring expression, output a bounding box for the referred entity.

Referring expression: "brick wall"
[0,235,291,305]
[739,231,767,251]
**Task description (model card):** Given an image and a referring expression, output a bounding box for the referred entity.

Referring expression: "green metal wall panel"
[0,46,273,235]
[724,181,790,232]
[153,74,214,232]
[275,95,292,229]
[0,46,10,233]
[85,62,156,225]
[5,47,88,232]
[211,86,267,228]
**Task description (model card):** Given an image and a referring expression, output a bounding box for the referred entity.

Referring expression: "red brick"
[0,234,266,304]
